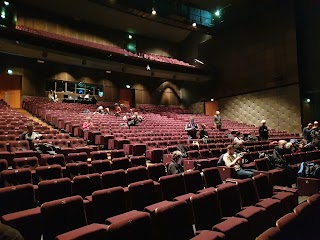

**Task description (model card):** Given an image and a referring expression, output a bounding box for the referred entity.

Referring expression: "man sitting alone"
[223,144,255,179]
[167,151,184,175]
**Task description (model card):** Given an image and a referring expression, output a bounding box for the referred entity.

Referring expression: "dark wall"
[295,0,320,125]
[198,0,299,99]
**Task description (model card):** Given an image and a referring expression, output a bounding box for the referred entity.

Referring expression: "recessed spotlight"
[192,22,197,27]
[215,10,221,17]
[37,59,45,64]
[211,98,214,102]
[146,64,151,71]
[126,85,131,89]
[105,70,111,74]
[4,1,9,6]
[306,98,311,103]
[152,8,157,15]
[128,34,132,39]
[7,69,13,75]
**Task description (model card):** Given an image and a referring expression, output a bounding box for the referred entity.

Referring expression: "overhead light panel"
[4,1,9,6]
[37,59,45,64]
[105,70,111,74]
[126,85,131,89]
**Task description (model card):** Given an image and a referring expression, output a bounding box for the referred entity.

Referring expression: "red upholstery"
[73,173,102,198]
[37,178,72,204]
[55,224,108,240]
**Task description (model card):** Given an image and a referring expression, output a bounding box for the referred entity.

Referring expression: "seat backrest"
[159,174,186,200]
[36,165,63,181]
[66,162,89,179]
[41,195,87,240]
[55,224,108,240]
[127,166,149,184]
[110,150,125,159]
[252,174,273,199]
[190,191,222,230]
[183,170,203,193]
[128,179,156,211]
[90,151,108,161]
[101,169,127,188]
[112,157,130,170]
[92,187,126,224]
[73,173,102,198]
[0,183,35,216]
[254,158,270,171]
[0,141,7,151]
[0,159,8,172]
[216,182,242,217]
[38,178,73,204]
[147,163,166,181]
[130,156,147,167]
[68,152,88,163]
[203,167,222,188]
[1,168,32,186]
[13,157,39,169]
[107,211,152,240]
[235,178,259,207]
[44,154,66,167]
[91,160,112,173]
[10,140,30,151]
[153,201,194,240]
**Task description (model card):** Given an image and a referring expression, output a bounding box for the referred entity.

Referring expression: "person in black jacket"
[259,120,269,140]
[167,151,184,175]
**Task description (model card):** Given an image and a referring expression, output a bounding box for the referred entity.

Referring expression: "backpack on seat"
[217,153,226,166]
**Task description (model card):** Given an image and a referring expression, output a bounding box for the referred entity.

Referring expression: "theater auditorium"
[0,0,319,239]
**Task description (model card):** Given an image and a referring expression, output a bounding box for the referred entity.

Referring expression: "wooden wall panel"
[205,101,219,116]
[0,74,22,108]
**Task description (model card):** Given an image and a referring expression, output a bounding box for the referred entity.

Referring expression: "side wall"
[218,84,301,133]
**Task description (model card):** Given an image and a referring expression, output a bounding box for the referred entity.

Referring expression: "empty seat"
[1,168,32,186]
[9,140,35,158]
[132,144,147,156]
[91,160,112,173]
[0,184,36,216]
[37,178,72,205]
[188,150,200,159]
[127,166,149,184]
[130,156,147,167]
[90,151,108,160]
[41,196,88,240]
[110,150,125,159]
[183,170,204,193]
[106,211,152,240]
[68,152,88,163]
[0,159,8,172]
[101,169,127,189]
[150,200,195,240]
[73,173,101,198]
[112,157,130,170]
[0,141,12,164]
[203,167,222,188]
[128,179,157,211]
[12,157,39,169]
[42,154,66,166]
[147,163,166,181]
[36,165,62,181]
[66,162,89,178]
[92,187,126,223]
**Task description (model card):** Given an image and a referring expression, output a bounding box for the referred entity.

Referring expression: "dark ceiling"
[14,0,277,43]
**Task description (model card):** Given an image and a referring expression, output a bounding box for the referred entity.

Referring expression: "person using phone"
[168,151,184,175]
[223,145,255,179]
[185,116,199,143]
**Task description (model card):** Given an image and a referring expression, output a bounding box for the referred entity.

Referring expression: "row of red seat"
[0,172,297,240]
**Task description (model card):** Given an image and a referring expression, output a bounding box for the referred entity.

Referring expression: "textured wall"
[218,84,301,133]
[190,102,204,115]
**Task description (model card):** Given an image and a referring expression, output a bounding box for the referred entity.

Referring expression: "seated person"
[185,116,199,142]
[223,145,255,179]
[94,106,104,114]
[20,123,42,142]
[0,224,24,240]
[82,117,94,131]
[104,107,110,115]
[234,140,249,153]
[168,151,184,175]
[127,112,142,128]
[233,131,242,144]
[115,103,121,117]
[199,124,209,143]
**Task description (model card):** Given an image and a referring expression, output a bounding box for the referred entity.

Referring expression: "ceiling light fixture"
[37,59,44,64]
[4,1,9,6]
[7,69,13,75]
[194,58,204,64]
[211,98,214,102]
[152,8,157,15]
[126,85,131,89]
[105,70,111,74]
[192,22,197,27]
[128,34,133,39]
[146,64,151,71]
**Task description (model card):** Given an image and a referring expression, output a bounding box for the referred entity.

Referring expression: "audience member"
[20,123,42,142]
[234,140,249,153]
[127,112,142,129]
[104,107,110,114]
[213,111,222,130]
[94,106,104,114]
[82,117,94,131]
[259,120,269,140]
[233,131,242,144]
[0,224,24,240]
[223,145,255,178]
[199,124,209,143]
[115,103,121,117]
[167,150,184,175]
[311,121,320,148]
[185,116,199,142]
[303,123,313,142]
